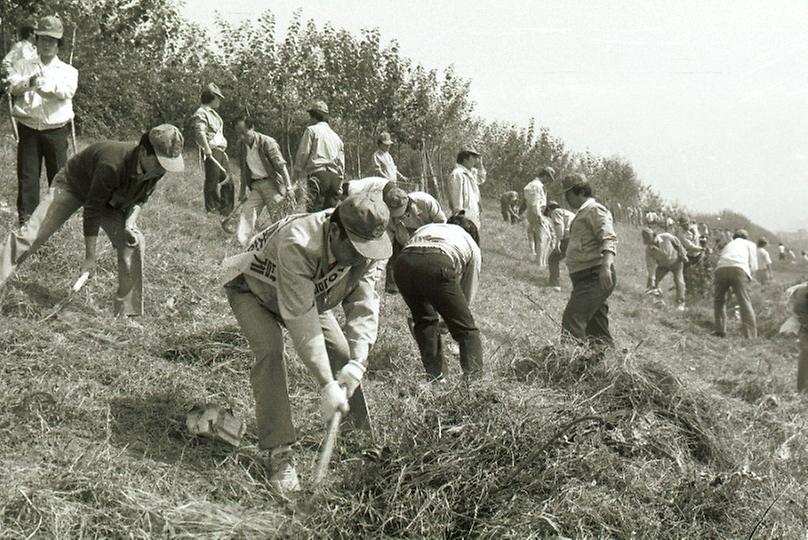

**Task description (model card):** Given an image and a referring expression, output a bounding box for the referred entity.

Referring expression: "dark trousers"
[305,169,343,212]
[203,148,234,215]
[548,238,568,286]
[16,123,69,225]
[394,250,483,379]
[384,239,403,293]
[561,265,616,347]
[714,266,757,338]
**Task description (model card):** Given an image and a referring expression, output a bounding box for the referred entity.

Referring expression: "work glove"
[336,360,366,398]
[319,380,349,422]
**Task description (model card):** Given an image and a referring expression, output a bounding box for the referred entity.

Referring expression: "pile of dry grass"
[295,345,803,538]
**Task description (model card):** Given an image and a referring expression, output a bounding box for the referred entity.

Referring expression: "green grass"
[1,136,808,538]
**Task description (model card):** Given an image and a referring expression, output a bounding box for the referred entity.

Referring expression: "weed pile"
[298,345,801,538]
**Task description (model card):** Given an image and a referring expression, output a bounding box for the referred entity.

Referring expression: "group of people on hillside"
[6,16,806,498]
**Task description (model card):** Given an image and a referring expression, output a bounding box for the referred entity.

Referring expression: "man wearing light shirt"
[447,146,486,230]
[545,200,575,289]
[2,20,37,70]
[191,82,233,215]
[293,100,345,212]
[372,131,407,182]
[221,193,390,494]
[560,174,618,348]
[234,117,293,246]
[394,216,482,381]
[756,238,773,284]
[713,229,758,338]
[521,167,555,264]
[6,16,77,226]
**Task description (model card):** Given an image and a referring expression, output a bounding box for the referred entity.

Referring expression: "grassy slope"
[0,139,807,538]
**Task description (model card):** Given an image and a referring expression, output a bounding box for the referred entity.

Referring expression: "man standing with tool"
[5,15,77,227]
[293,100,345,212]
[221,192,390,494]
[447,146,486,230]
[372,131,407,183]
[0,124,185,316]
[191,83,233,215]
[521,166,555,264]
[233,117,294,246]
[560,173,618,350]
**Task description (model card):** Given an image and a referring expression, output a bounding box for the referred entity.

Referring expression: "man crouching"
[221,192,391,494]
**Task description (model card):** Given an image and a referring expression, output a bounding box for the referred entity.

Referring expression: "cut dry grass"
[0,136,807,537]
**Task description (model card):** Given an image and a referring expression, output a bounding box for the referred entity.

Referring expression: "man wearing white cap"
[447,146,486,230]
[372,131,407,183]
[5,15,78,226]
[222,192,391,494]
[0,124,185,316]
[293,100,345,212]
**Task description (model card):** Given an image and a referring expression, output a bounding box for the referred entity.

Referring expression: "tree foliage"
[0,2,715,213]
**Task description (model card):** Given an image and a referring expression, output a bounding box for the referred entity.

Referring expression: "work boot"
[269,446,300,494]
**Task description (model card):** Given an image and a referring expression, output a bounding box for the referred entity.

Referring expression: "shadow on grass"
[109,393,241,466]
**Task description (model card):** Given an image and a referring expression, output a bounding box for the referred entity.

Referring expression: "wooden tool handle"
[313,410,342,486]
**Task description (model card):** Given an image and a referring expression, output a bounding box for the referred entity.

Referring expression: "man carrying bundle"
[221,193,390,494]
[0,124,185,316]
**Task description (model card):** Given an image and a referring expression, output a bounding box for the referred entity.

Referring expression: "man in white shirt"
[2,20,37,70]
[521,166,555,265]
[545,200,575,289]
[756,238,773,284]
[713,229,758,338]
[447,146,485,230]
[5,16,77,226]
[393,215,482,381]
[372,131,407,183]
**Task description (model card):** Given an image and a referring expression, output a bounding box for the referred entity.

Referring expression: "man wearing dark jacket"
[234,117,294,246]
[0,124,184,315]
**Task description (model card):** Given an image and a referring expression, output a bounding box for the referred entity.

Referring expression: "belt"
[403,246,448,256]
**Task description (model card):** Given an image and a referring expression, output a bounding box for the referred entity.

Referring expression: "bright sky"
[182,0,808,231]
